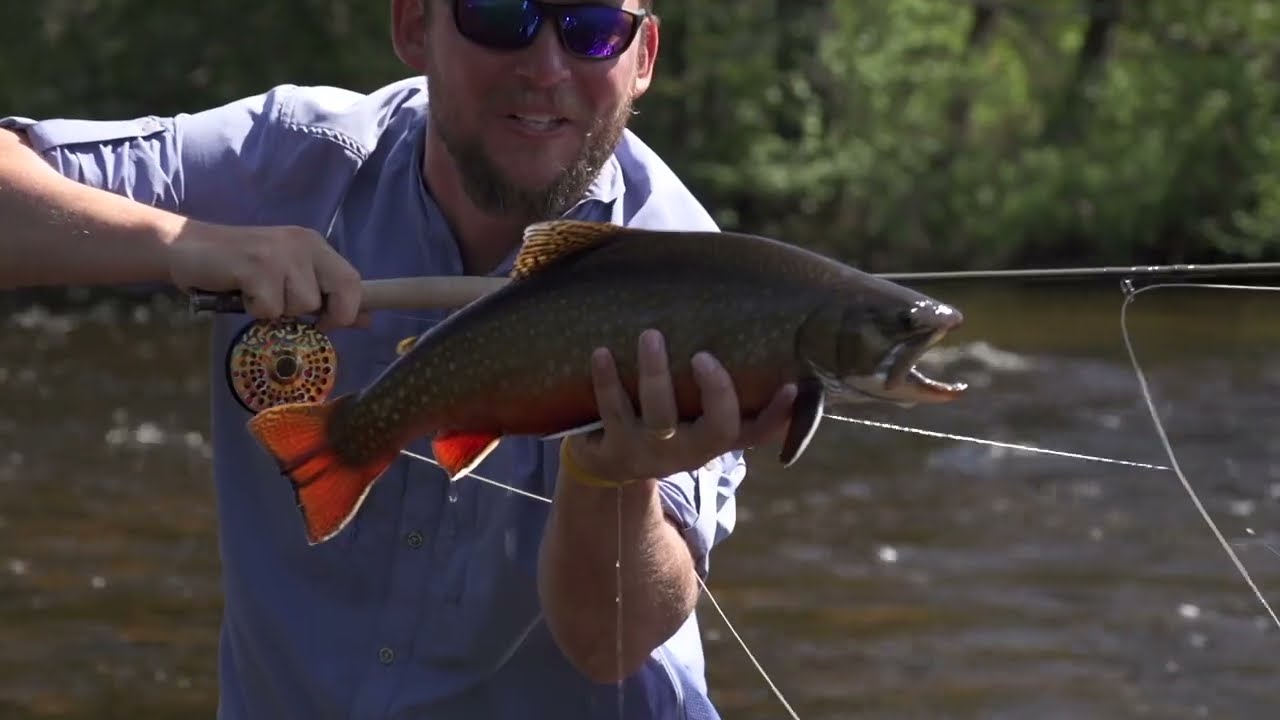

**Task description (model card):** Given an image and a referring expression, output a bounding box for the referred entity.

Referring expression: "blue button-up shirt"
[3,77,745,720]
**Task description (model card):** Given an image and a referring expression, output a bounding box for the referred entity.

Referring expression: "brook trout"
[247,220,967,544]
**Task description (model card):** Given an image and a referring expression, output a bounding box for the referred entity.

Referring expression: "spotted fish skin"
[246,220,967,545]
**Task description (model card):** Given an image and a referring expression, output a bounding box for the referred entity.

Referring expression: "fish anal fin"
[512,220,621,280]
[779,378,825,467]
[246,395,397,545]
[432,430,502,480]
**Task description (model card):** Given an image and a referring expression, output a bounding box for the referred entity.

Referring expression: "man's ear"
[391,0,429,72]
[632,15,660,97]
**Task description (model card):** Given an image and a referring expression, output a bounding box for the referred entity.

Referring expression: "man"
[0,0,794,718]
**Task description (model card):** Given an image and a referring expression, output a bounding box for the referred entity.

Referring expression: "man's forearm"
[0,127,182,290]
[538,474,700,684]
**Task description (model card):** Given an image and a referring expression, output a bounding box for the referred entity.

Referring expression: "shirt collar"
[579,152,625,207]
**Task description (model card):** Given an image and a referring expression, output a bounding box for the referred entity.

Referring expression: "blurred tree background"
[4,0,1279,271]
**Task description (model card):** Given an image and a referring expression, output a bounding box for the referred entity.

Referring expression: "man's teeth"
[512,114,562,130]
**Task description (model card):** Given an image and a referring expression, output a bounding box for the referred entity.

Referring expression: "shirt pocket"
[335,312,446,546]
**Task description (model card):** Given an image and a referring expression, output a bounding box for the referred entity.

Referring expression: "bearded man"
[0,1,793,718]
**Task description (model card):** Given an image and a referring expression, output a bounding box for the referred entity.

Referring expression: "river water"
[2,281,1278,719]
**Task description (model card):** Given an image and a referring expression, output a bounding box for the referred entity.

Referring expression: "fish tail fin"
[246,395,397,545]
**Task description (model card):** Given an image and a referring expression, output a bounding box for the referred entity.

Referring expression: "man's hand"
[166,221,368,332]
[540,328,797,682]
[563,328,797,484]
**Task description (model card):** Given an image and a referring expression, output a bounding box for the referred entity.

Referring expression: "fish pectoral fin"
[512,220,621,280]
[779,377,825,467]
[245,394,396,546]
[432,431,502,480]
[540,420,605,441]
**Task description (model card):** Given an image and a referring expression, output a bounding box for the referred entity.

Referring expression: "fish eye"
[897,308,920,333]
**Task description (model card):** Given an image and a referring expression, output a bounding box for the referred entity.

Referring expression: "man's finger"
[283,265,323,318]
[689,352,740,449]
[635,330,678,439]
[313,249,363,329]
[240,273,285,320]
[589,347,636,435]
[739,383,798,448]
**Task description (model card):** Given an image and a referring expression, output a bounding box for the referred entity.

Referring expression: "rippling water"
[3,282,1279,719]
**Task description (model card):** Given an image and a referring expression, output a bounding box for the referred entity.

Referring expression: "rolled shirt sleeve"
[1,114,186,211]
[0,84,368,228]
[657,450,746,580]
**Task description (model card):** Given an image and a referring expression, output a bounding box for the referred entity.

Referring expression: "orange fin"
[512,220,622,280]
[396,334,419,356]
[246,396,396,545]
[431,431,502,480]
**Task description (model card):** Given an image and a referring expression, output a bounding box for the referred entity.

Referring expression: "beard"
[426,80,633,223]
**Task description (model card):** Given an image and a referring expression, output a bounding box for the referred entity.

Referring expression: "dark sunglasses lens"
[558,6,636,59]
[457,0,540,49]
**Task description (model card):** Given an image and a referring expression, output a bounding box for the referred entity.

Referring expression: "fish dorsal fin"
[512,220,621,280]
[395,335,418,356]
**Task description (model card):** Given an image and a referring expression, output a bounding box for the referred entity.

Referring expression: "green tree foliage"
[3,0,1277,270]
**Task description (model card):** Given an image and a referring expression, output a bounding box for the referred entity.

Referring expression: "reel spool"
[225,319,338,414]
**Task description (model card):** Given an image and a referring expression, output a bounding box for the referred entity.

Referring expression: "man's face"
[396,0,658,222]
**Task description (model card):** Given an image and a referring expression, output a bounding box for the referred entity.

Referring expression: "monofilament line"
[690,572,801,720]
[403,449,553,502]
[824,414,1169,470]
[400,448,801,720]
[1234,529,1280,560]
[1120,281,1280,631]
[615,487,624,720]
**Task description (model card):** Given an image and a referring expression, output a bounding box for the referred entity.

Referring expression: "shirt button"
[406,531,424,549]
[378,647,395,664]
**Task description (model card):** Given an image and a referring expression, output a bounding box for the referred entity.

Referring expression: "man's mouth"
[508,114,569,133]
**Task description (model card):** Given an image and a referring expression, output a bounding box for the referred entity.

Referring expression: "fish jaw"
[833,360,967,407]
[901,367,968,403]
[833,307,968,407]
[884,301,963,388]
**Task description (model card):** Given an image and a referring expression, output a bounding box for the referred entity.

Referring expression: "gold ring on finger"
[647,425,677,441]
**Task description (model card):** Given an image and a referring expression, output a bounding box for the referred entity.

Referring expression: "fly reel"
[225,318,338,414]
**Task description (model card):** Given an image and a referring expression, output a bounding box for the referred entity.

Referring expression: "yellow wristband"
[559,441,636,488]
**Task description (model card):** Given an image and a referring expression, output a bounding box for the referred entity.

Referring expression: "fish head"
[817,291,968,407]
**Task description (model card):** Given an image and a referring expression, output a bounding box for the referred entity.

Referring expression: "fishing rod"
[878,260,1280,283]
[187,260,1280,315]
[188,276,507,314]
[190,257,1280,413]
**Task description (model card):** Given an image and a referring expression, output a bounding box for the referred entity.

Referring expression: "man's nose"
[515,22,572,88]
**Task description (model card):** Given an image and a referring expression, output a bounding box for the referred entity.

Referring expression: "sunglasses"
[452,0,649,61]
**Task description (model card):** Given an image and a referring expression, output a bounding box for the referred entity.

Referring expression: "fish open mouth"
[829,300,968,407]
[869,327,967,404]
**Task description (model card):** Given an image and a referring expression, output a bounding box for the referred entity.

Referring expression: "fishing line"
[397,448,803,720]
[402,448,633,717]
[402,448,552,502]
[689,571,802,720]
[823,415,1170,470]
[615,487,625,720]
[1235,529,1280,560]
[1119,280,1280,630]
